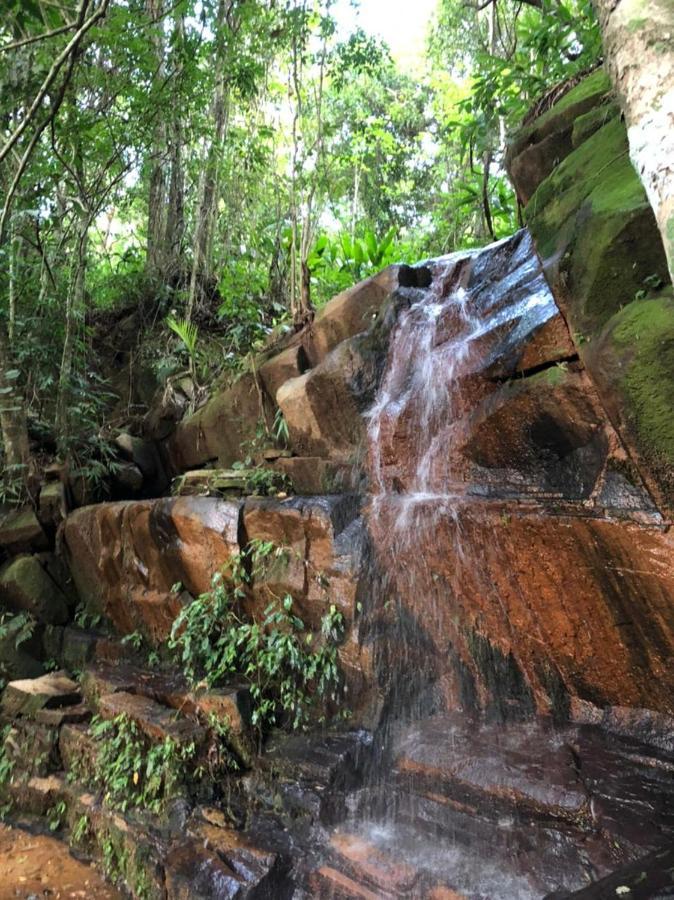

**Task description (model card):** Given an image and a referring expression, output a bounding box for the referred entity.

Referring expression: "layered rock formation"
[1,68,673,899]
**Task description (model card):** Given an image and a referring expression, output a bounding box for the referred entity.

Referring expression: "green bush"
[169,539,345,731]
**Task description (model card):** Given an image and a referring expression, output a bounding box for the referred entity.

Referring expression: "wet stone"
[328,830,420,894]
[1,671,81,718]
[308,865,384,900]
[561,845,674,899]
[98,691,203,744]
[164,839,245,900]
[188,809,287,894]
[393,714,590,825]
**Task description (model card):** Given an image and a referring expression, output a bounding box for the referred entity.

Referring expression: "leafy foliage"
[89,713,197,814]
[169,540,345,731]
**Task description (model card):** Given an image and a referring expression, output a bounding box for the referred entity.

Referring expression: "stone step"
[308,865,385,900]
[391,715,674,859]
[1,671,81,718]
[392,715,590,828]
[327,830,420,895]
[326,817,614,899]
[82,660,254,763]
[186,807,291,897]
[248,729,373,827]
[97,691,203,745]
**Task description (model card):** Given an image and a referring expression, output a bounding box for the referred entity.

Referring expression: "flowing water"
[317,232,674,898]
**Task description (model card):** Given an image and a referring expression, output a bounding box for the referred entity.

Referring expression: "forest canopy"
[0,0,602,497]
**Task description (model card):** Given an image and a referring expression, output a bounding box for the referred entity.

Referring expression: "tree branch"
[0,0,110,168]
[0,21,77,54]
[463,0,543,10]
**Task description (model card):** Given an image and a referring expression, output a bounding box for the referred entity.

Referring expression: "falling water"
[347,233,587,898]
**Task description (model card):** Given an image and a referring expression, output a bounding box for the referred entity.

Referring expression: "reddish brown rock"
[302,266,398,367]
[368,499,674,718]
[241,495,362,629]
[166,371,271,473]
[165,840,243,899]
[309,865,382,900]
[277,336,374,460]
[329,831,420,895]
[259,343,309,401]
[98,691,202,744]
[63,497,239,643]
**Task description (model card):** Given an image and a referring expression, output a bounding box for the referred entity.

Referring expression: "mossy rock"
[509,67,674,513]
[0,555,69,625]
[525,113,670,336]
[506,69,613,204]
[509,68,612,161]
[571,100,620,149]
[588,289,674,506]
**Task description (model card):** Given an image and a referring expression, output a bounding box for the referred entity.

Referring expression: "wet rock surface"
[2,79,674,896]
[62,496,240,643]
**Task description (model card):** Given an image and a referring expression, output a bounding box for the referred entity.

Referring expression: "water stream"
[316,232,674,898]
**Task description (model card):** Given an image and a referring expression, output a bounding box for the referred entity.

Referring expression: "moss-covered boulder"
[507,69,674,514]
[0,554,70,625]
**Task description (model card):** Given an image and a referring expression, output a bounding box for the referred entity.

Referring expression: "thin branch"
[0,0,110,168]
[0,21,77,54]
[0,33,81,246]
[464,0,543,9]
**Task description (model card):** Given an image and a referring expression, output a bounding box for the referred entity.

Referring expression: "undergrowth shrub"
[88,714,198,814]
[169,539,345,732]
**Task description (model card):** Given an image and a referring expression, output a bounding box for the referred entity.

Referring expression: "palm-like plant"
[167,315,199,382]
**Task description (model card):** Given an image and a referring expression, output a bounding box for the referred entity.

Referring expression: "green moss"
[544,68,611,119]
[508,69,612,161]
[542,364,568,387]
[571,101,619,148]
[525,111,669,334]
[526,116,631,251]
[610,291,674,468]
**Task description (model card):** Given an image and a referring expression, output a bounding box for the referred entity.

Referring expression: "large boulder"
[276,336,377,461]
[368,499,674,721]
[507,69,674,514]
[62,497,240,643]
[166,372,270,474]
[302,266,399,367]
[241,495,376,720]
[164,268,402,479]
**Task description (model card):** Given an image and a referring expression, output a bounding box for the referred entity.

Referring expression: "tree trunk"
[186,0,232,322]
[7,215,18,342]
[56,206,89,446]
[0,328,34,489]
[146,0,168,278]
[164,12,186,283]
[593,0,674,282]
